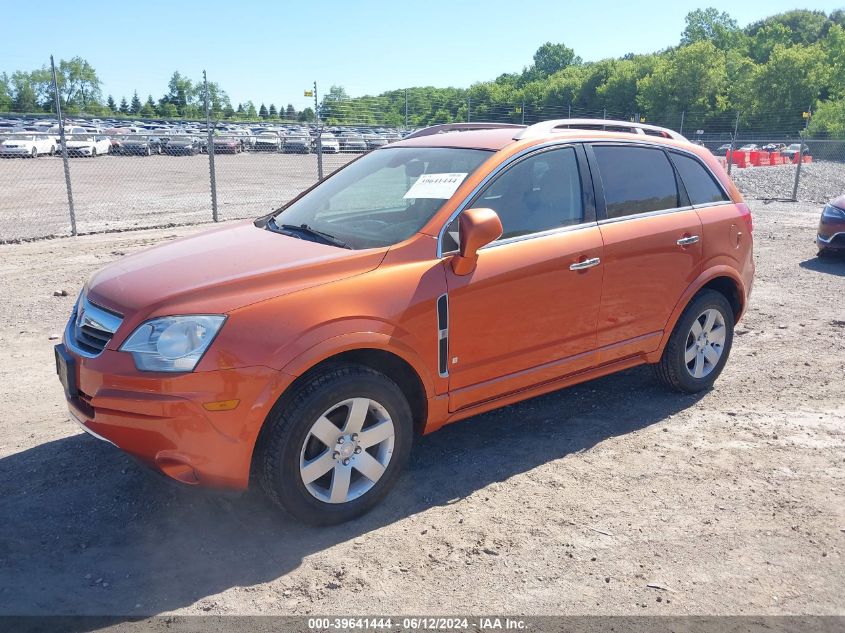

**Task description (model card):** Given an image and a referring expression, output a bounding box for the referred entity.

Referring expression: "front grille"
[66,295,123,357]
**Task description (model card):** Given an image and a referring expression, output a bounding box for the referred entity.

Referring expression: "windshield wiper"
[268,218,351,249]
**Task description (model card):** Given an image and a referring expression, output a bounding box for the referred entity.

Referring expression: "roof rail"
[513,119,688,142]
[404,122,526,140]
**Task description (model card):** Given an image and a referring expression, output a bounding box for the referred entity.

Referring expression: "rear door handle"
[677,235,700,246]
[569,257,601,271]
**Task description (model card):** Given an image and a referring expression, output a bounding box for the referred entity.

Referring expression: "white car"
[0,134,57,157]
[317,132,340,153]
[63,134,112,157]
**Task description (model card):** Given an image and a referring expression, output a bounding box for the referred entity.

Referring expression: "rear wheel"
[30,147,37,158]
[654,289,734,393]
[259,364,412,525]
[91,147,97,157]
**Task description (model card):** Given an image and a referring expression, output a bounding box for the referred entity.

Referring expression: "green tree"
[259,103,268,118]
[0,73,12,111]
[530,42,580,77]
[118,96,129,114]
[681,7,740,49]
[246,101,258,118]
[807,98,845,136]
[140,95,156,118]
[298,107,314,122]
[285,103,296,119]
[165,71,193,115]
[268,103,277,118]
[10,71,38,112]
[57,57,101,109]
[130,91,142,114]
[106,95,117,112]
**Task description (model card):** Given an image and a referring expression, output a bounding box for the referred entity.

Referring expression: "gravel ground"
[729,160,845,204]
[0,200,842,618]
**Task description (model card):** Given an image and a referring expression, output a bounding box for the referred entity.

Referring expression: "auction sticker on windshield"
[404,173,468,199]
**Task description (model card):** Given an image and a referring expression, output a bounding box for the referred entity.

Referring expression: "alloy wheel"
[684,308,727,379]
[299,397,395,504]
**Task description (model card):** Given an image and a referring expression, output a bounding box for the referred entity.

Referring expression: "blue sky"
[3,0,842,109]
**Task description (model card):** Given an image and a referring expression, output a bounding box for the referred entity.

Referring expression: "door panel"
[446,225,603,410]
[595,209,702,361]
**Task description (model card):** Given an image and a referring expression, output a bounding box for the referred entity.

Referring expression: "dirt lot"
[0,199,843,618]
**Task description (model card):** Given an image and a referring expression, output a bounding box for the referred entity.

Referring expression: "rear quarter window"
[592,145,680,219]
[670,152,730,205]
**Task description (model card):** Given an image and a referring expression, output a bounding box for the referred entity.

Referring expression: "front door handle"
[569,257,601,271]
[677,235,700,246]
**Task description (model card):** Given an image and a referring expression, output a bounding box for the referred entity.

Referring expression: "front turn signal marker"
[203,399,240,412]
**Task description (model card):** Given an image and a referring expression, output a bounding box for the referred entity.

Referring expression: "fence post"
[679,110,685,136]
[203,71,218,222]
[314,81,323,181]
[404,89,409,129]
[727,112,739,176]
[521,99,525,125]
[51,55,76,236]
[791,134,806,202]
[467,96,471,123]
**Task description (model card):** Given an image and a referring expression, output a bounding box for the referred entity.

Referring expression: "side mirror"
[451,208,503,275]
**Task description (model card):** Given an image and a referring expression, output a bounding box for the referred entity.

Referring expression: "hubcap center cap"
[336,439,355,460]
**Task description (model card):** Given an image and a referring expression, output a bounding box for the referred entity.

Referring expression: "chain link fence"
[2,69,844,242]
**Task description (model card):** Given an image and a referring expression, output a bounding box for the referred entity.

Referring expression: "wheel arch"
[648,267,747,363]
[249,343,432,485]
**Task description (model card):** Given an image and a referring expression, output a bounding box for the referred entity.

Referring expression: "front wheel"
[259,364,412,525]
[91,148,97,157]
[654,289,735,393]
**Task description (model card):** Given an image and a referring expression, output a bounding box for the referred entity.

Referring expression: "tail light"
[737,202,753,234]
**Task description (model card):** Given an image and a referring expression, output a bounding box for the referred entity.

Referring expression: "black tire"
[654,289,735,393]
[30,147,37,158]
[91,147,97,157]
[817,248,834,259]
[259,363,413,525]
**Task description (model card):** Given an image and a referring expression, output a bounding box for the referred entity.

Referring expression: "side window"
[593,145,680,219]
[443,147,583,250]
[670,152,729,205]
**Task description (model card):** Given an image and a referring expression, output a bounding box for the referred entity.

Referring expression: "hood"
[86,221,387,321]
[830,195,845,210]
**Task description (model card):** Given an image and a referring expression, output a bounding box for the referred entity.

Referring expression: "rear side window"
[593,145,679,218]
[670,152,730,205]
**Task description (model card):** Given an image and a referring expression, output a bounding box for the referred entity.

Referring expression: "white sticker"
[403,173,468,200]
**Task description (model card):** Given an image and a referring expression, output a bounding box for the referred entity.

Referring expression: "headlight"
[822,205,845,221]
[120,315,226,372]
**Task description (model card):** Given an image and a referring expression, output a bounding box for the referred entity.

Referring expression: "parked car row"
[0,116,412,159]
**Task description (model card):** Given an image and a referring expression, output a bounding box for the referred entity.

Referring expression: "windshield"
[272,146,490,250]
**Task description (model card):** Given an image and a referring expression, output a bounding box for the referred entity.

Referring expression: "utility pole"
[204,70,218,222]
[314,81,323,181]
[51,55,76,236]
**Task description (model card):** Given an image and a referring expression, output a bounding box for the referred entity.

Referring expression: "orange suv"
[55,119,754,524]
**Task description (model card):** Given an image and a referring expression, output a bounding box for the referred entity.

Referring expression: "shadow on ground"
[0,366,704,621]
[799,253,845,276]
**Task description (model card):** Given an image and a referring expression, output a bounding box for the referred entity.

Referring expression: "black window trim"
[437,141,596,256]
[666,149,732,209]
[586,141,733,224]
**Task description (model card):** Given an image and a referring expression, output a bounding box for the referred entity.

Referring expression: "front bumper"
[0,148,31,155]
[55,342,291,489]
[817,231,845,251]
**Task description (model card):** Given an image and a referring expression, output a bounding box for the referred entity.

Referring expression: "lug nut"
[350,433,359,441]
[332,451,340,459]
[354,446,362,454]
[337,436,345,444]
[342,458,350,466]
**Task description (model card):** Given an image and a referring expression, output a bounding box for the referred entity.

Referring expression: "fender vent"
[437,294,449,377]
